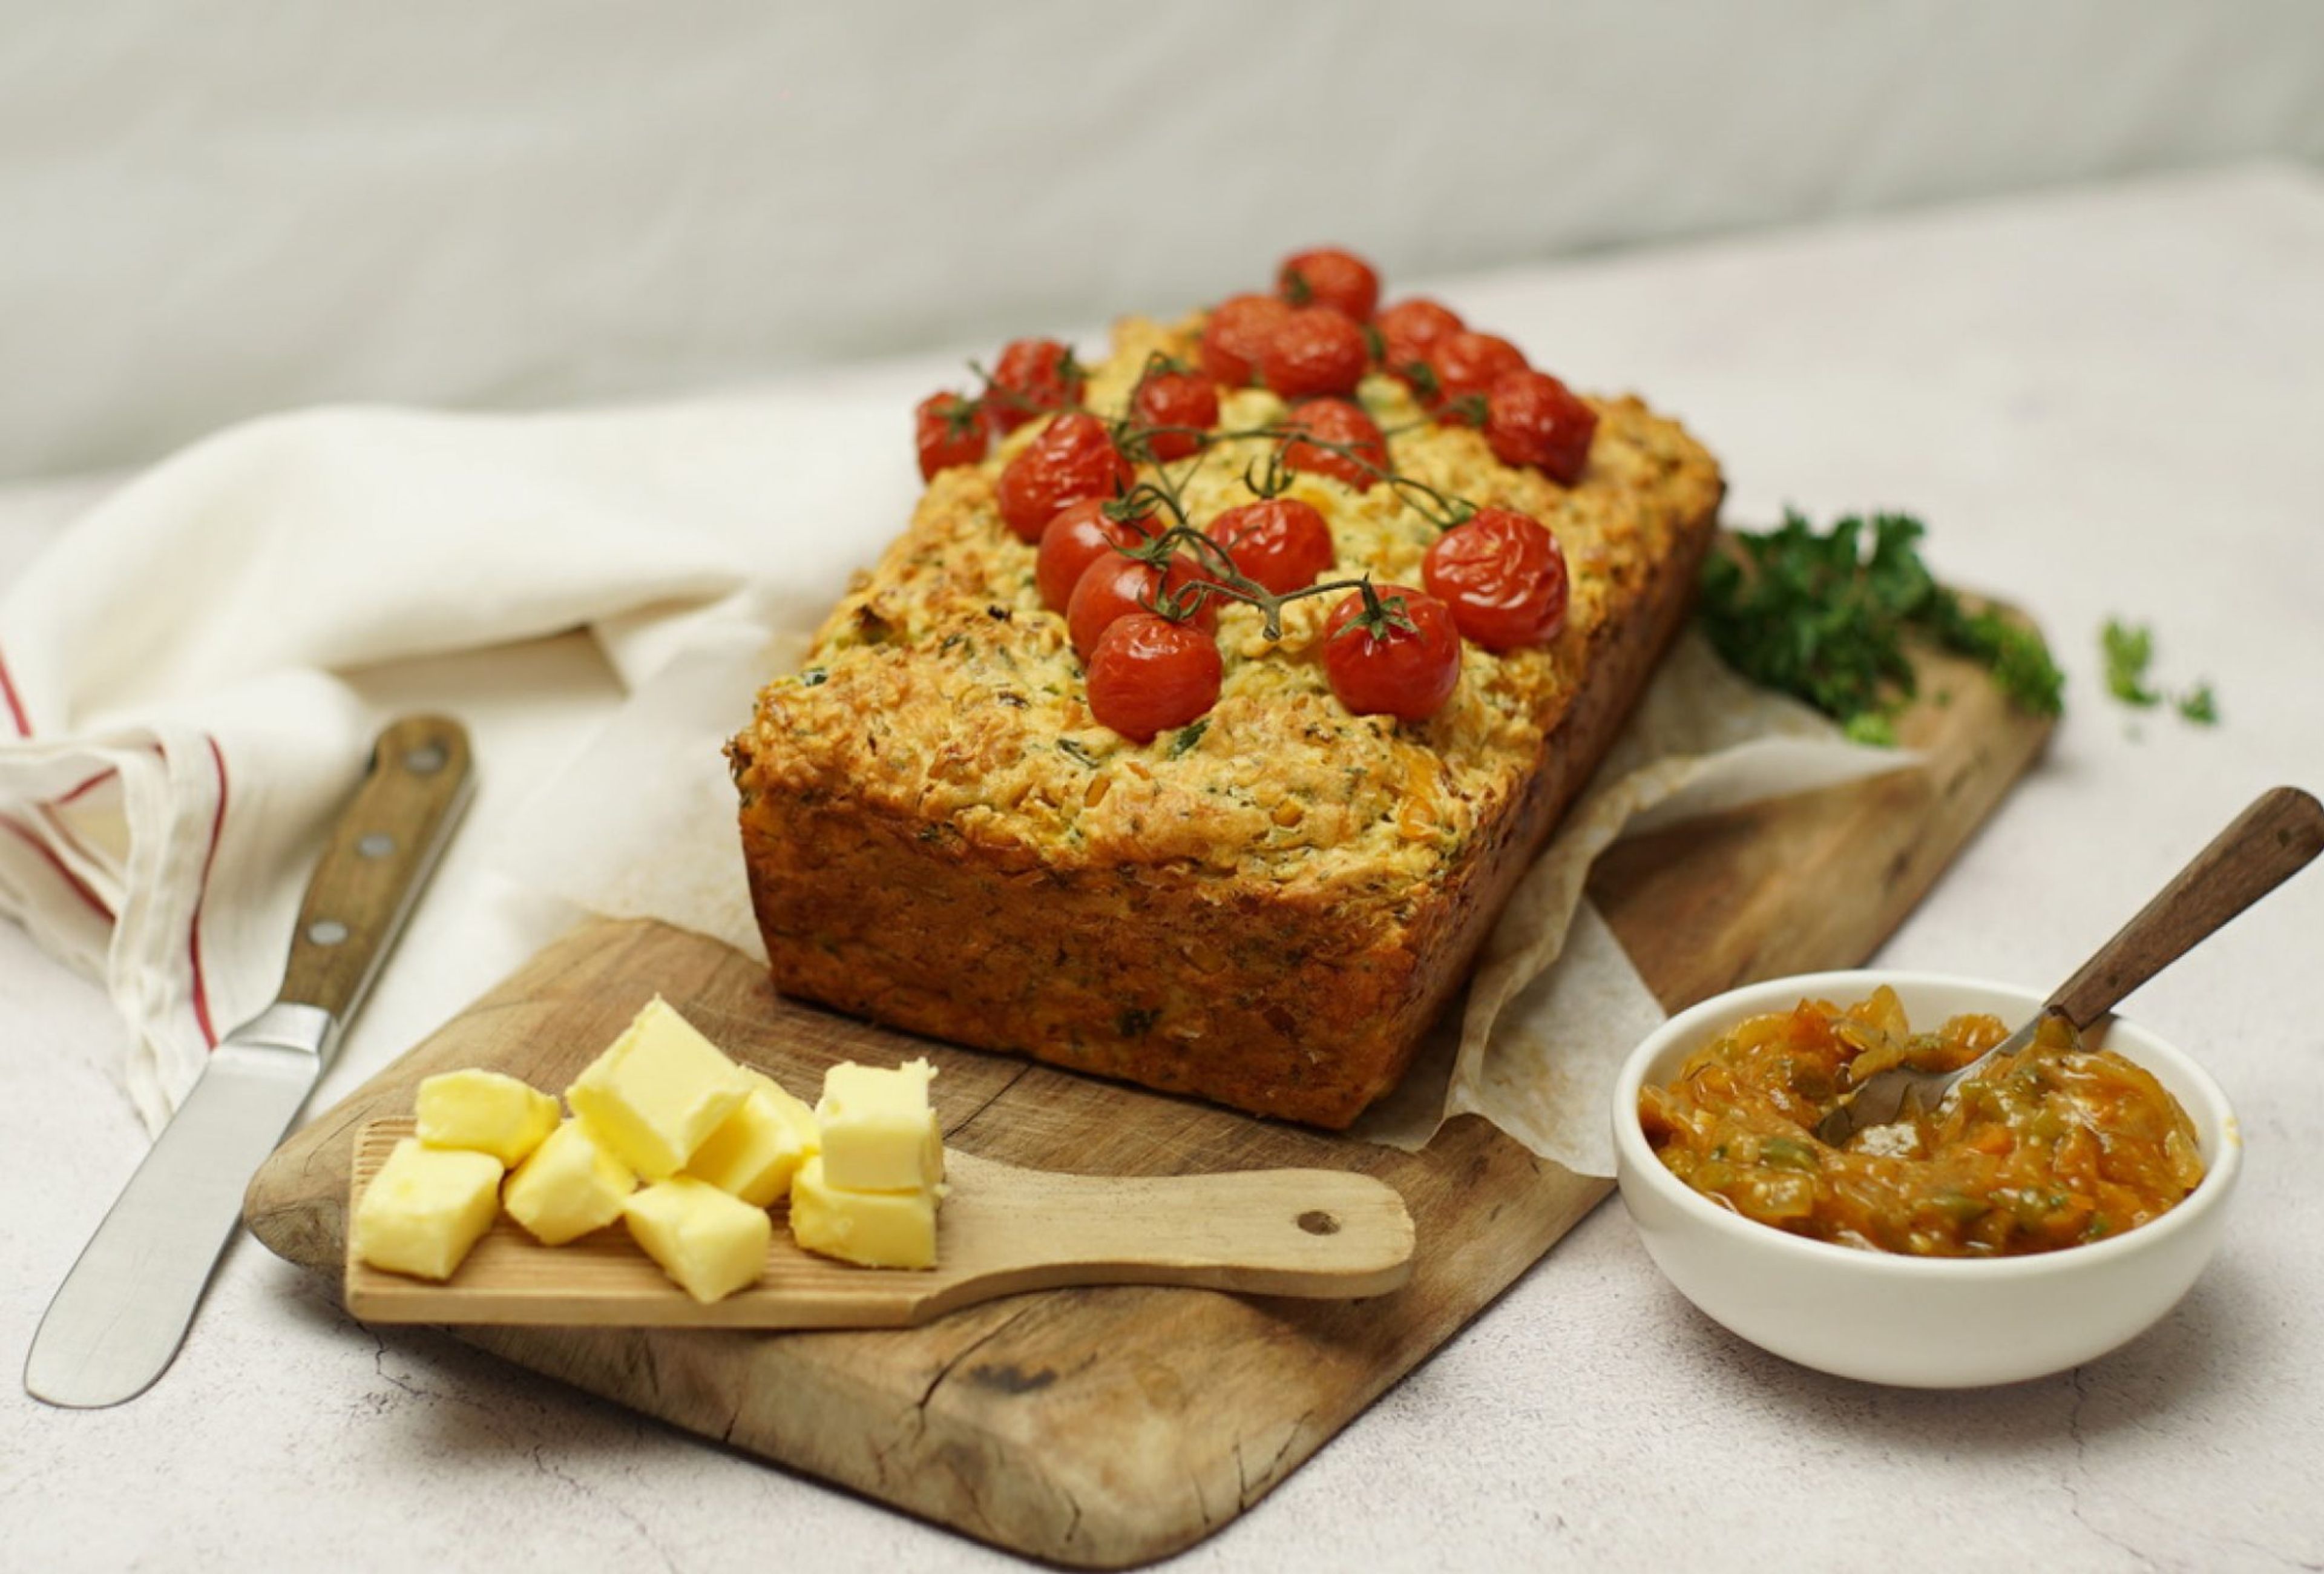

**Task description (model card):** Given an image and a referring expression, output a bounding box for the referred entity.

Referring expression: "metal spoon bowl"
[1821,785,2324,1145]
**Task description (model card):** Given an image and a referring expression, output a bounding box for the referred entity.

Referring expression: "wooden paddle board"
[343,1118,1417,1328]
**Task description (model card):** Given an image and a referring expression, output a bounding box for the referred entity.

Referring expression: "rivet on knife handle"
[275,714,473,1032]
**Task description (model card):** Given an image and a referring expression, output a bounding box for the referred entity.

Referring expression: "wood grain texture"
[277,715,473,1022]
[2047,785,2324,1027]
[346,1119,1414,1327]
[246,634,2052,1570]
[1590,634,2054,1007]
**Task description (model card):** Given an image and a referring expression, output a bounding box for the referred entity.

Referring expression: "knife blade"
[25,714,473,1408]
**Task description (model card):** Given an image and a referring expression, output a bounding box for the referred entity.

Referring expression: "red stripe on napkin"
[0,642,31,736]
[186,737,230,1049]
[0,814,114,920]
[54,766,118,805]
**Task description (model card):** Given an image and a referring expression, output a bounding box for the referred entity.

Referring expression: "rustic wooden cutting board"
[245,635,2049,1570]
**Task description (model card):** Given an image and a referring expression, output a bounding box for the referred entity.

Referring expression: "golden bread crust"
[730,313,1721,1126]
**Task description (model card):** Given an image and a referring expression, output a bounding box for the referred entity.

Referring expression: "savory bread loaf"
[729,309,1721,1128]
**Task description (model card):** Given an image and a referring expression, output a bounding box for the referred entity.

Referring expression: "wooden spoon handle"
[277,716,474,1026]
[2049,786,2324,1027]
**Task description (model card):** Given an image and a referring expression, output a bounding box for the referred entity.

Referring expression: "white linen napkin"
[0,383,929,1129]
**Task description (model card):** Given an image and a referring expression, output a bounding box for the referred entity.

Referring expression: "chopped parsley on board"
[1696,510,2064,740]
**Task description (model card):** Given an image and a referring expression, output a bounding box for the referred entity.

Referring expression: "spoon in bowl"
[1821,785,2324,1145]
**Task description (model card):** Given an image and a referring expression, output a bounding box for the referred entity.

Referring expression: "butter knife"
[25,714,473,1408]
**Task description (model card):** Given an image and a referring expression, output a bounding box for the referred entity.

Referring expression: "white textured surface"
[6,166,2324,1570]
[4,1,2323,478]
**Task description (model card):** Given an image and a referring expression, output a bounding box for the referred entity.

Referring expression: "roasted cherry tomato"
[1256,306,1369,400]
[1423,331,1528,426]
[1129,364,1221,463]
[1322,584,1462,722]
[1483,369,1598,485]
[987,338,1085,433]
[996,413,1134,542]
[1200,293,1293,387]
[914,392,991,482]
[1422,507,1571,651]
[1278,398,1388,492]
[1276,246,1380,322]
[1036,497,1155,614]
[1086,613,1224,743]
[1067,552,1221,662]
[1207,497,1335,596]
[1373,298,1464,380]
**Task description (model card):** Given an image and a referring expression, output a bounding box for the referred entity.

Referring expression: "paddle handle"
[931,1162,1417,1305]
[2051,786,2324,1027]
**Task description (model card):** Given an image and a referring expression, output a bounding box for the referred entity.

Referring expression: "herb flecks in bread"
[729,248,1722,1127]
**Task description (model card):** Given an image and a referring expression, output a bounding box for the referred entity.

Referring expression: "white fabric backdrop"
[2,0,2320,479]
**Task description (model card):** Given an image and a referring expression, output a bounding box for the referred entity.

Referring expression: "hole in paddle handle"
[1297,1210,1340,1236]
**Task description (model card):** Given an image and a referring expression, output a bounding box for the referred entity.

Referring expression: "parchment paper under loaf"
[497,627,1901,1179]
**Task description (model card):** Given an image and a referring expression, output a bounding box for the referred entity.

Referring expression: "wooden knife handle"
[2050,785,2324,1027]
[276,716,474,1025]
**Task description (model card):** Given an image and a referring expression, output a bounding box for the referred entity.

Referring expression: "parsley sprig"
[1698,510,2064,741]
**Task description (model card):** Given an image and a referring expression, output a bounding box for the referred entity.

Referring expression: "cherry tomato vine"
[904,246,1594,739]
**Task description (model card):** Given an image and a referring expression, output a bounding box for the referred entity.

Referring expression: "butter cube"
[566,996,753,1181]
[684,1070,819,1207]
[503,1119,636,1245]
[353,1138,504,1282]
[415,1069,560,1166]
[789,1157,937,1269]
[815,1058,942,1192]
[622,1177,773,1303]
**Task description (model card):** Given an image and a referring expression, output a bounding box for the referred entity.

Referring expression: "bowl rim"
[1611,967,2242,1279]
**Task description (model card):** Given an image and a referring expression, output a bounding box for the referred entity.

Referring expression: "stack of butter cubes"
[795,1060,947,1270]
[351,993,944,1303]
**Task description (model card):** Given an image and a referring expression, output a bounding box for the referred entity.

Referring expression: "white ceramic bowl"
[1612,970,2241,1388]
